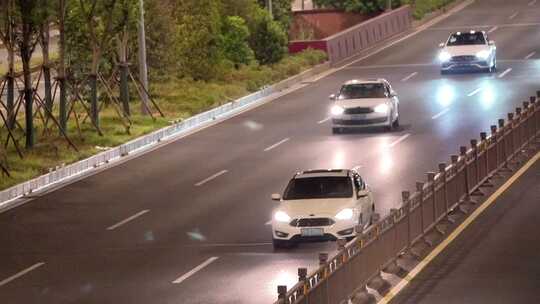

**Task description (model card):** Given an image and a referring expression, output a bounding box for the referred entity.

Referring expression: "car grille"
[344,107,373,114]
[451,55,476,62]
[290,218,335,227]
[333,117,388,125]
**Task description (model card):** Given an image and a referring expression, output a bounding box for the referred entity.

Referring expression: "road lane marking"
[172,257,219,284]
[195,170,228,187]
[487,26,498,33]
[497,68,512,79]
[387,134,410,148]
[107,210,150,230]
[509,12,518,19]
[0,262,45,287]
[264,138,290,152]
[525,51,536,59]
[431,108,450,120]
[318,117,331,124]
[401,72,418,82]
[528,0,537,6]
[467,88,483,97]
[265,220,272,225]
[378,151,540,304]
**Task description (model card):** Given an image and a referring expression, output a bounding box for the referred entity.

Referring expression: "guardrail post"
[490,125,503,178]
[480,132,492,186]
[277,285,289,304]
[459,146,474,205]
[427,172,437,230]
[438,163,450,216]
[470,139,483,197]
[507,113,515,158]
[402,191,411,247]
[318,252,329,281]
[416,182,426,236]
[298,268,308,297]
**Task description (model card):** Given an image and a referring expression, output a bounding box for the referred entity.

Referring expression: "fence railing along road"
[274,93,540,304]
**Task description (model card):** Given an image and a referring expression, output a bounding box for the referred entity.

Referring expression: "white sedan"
[438,30,496,74]
[271,169,375,249]
[329,79,400,133]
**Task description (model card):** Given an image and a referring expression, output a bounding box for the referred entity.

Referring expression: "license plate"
[301,228,324,237]
[350,114,367,120]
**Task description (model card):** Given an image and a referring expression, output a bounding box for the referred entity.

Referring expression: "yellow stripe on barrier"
[378,150,540,304]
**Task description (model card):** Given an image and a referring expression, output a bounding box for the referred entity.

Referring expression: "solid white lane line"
[387,134,410,148]
[528,0,537,6]
[264,138,290,152]
[195,170,228,187]
[107,210,150,230]
[488,26,498,33]
[431,108,450,120]
[172,257,219,284]
[467,87,483,97]
[509,12,519,19]
[401,72,418,82]
[0,262,45,287]
[265,220,272,225]
[498,68,512,79]
[525,51,536,59]
[378,151,540,304]
[318,117,331,124]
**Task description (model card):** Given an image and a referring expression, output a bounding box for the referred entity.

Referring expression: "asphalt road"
[389,156,540,304]
[1,1,540,303]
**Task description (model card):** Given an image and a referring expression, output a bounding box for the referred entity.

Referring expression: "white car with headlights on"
[329,79,399,134]
[438,30,496,74]
[270,169,375,249]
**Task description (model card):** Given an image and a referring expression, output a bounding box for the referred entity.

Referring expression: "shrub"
[249,8,288,65]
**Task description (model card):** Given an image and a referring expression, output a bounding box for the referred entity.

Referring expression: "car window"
[447,32,486,46]
[283,176,353,200]
[339,83,387,99]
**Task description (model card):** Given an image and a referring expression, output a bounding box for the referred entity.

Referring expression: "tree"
[0,0,16,130]
[257,0,293,31]
[143,0,176,74]
[249,8,287,65]
[174,0,223,80]
[313,0,401,13]
[220,16,254,67]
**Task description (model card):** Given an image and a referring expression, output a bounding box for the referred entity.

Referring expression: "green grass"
[0,49,327,190]
[405,0,457,19]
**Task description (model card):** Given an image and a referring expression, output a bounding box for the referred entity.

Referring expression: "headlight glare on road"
[374,103,389,114]
[438,51,451,62]
[335,208,354,220]
[331,105,345,116]
[274,211,291,223]
[476,50,490,60]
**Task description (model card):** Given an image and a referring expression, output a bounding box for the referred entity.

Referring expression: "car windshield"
[339,83,387,99]
[283,176,353,200]
[447,32,486,46]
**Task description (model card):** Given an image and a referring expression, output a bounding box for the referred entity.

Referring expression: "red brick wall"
[290,9,371,40]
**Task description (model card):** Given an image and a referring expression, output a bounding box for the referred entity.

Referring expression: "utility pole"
[387,0,392,11]
[138,0,150,115]
[267,0,273,18]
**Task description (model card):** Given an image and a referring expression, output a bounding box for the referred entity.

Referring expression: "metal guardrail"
[325,6,412,64]
[0,62,331,208]
[274,93,540,304]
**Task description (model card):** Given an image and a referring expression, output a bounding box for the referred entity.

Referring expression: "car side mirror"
[438,42,445,48]
[329,94,336,101]
[357,190,369,198]
[271,193,281,201]
[390,90,397,97]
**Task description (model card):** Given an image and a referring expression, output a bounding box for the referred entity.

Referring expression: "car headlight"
[374,103,389,114]
[335,208,354,220]
[331,105,345,116]
[438,51,451,62]
[476,50,490,60]
[274,211,291,223]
